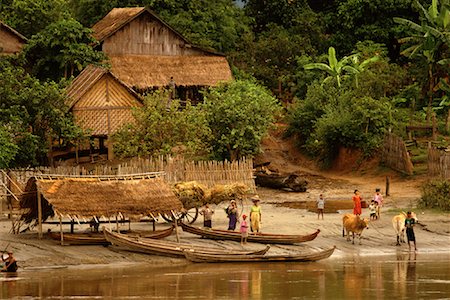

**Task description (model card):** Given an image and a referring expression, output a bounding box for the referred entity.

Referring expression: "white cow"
[392,212,418,246]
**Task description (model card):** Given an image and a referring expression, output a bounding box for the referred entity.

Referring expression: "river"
[1,252,449,299]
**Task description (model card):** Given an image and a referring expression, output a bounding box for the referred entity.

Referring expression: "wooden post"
[59,215,64,246]
[432,113,437,140]
[172,210,180,243]
[385,176,390,197]
[116,214,119,232]
[37,189,43,239]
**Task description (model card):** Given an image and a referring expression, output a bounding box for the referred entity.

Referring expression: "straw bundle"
[207,183,250,205]
[172,181,208,209]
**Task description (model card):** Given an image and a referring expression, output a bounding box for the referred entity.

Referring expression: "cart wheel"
[161,207,199,224]
[182,207,199,224]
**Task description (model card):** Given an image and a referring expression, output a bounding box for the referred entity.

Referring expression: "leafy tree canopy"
[0,0,71,38]
[202,79,282,161]
[22,18,107,81]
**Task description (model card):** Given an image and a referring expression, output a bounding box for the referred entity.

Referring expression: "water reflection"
[0,253,449,299]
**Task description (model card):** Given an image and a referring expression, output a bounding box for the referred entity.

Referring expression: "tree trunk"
[427,65,434,123]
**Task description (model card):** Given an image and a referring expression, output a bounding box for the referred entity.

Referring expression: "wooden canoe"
[104,229,271,258]
[180,223,320,245]
[48,226,174,245]
[184,246,336,263]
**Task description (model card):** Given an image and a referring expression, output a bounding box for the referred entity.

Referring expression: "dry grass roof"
[20,177,183,223]
[65,65,141,109]
[110,55,232,88]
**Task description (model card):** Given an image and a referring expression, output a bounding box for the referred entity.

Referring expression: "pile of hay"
[172,181,208,209]
[207,183,250,205]
[172,182,251,208]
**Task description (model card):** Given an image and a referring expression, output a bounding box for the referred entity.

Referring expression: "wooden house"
[0,20,26,55]
[91,7,232,102]
[65,65,142,160]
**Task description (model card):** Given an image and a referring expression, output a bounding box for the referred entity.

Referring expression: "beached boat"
[104,228,270,258]
[180,223,320,245]
[184,246,336,263]
[48,226,174,245]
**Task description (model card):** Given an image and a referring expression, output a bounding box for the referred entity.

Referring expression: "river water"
[1,252,449,299]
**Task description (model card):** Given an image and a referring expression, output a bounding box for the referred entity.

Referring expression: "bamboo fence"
[428,147,450,179]
[381,133,414,175]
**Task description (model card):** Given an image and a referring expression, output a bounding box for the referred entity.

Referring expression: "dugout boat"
[180,222,320,245]
[184,246,336,263]
[48,226,174,245]
[103,228,270,258]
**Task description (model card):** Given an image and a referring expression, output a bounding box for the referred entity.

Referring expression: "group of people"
[351,188,383,218]
[200,196,262,245]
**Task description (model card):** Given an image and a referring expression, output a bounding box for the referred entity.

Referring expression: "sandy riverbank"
[1,172,449,270]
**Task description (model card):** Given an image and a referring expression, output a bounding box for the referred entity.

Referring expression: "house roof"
[110,55,232,88]
[20,177,183,221]
[65,65,141,109]
[0,20,27,41]
[91,7,223,56]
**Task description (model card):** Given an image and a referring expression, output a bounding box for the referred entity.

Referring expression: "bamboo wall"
[381,133,414,175]
[102,13,203,56]
[428,148,450,179]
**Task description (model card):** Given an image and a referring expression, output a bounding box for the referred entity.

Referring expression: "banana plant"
[304,47,351,88]
[343,55,380,88]
[393,0,450,121]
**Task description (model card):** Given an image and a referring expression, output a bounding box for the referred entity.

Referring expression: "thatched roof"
[0,20,27,41]
[110,55,232,88]
[20,177,183,223]
[65,65,141,109]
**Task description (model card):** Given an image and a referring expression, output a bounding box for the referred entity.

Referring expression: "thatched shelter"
[91,7,232,101]
[65,65,142,159]
[20,175,183,237]
[0,20,26,55]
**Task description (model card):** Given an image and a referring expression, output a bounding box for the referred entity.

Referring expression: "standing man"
[405,211,417,251]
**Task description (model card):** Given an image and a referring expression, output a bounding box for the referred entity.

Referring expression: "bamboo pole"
[116,214,119,232]
[37,189,43,239]
[59,215,64,246]
[172,210,180,243]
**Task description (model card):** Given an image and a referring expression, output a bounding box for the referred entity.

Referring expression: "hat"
[251,195,260,202]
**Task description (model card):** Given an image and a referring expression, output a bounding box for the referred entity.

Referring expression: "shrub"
[420,180,450,211]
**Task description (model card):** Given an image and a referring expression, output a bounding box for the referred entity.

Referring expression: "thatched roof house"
[21,176,183,226]
[91,7,232,96]
[0,20,26,54]
[66,65,142,137]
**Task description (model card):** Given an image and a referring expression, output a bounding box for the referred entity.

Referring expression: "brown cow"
[342,214,369,245]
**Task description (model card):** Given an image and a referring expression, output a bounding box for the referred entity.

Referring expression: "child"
[317,194,325,220]
[405,211,417,251]
[200,204,214,228]
[369,200,377,220]
[240,214,249,245]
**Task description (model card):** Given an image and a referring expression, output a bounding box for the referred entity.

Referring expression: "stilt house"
[0,20,26,55]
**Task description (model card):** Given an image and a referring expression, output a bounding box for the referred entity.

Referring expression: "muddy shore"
[1,172,449,270]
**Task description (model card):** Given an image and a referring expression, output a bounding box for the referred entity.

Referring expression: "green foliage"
[0,126,18,168]
[0,57,80,167]
[113,90,210,158]
[0,0,71,38]
[22,18,107,81]
[420,180,450,211]
[202,80,282,161]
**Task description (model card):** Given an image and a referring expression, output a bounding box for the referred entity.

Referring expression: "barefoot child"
[405,211,417,251]
[317,194,325,220]
[240,214,249,245]
[369,200,377,220]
